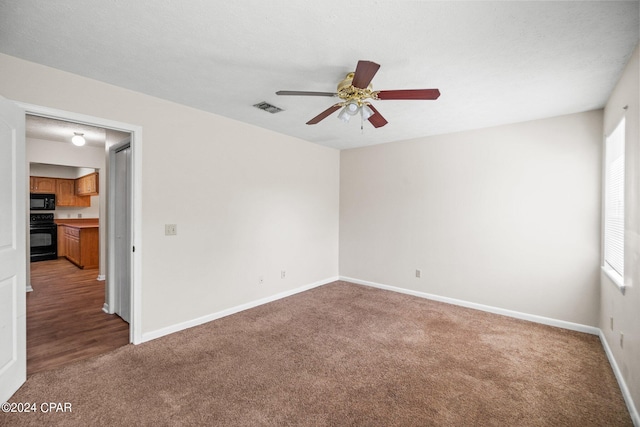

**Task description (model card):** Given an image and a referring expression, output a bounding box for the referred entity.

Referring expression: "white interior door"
[0,96,26,403]
[114,144,131,323]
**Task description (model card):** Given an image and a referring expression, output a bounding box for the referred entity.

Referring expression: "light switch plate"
[165,224,177,236]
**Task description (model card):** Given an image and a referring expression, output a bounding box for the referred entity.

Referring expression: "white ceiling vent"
[253,102,284,114]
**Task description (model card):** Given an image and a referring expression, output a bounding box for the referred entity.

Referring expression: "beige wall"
[600,44,640,421]
[0,53,340,335]
[340,110,603,326]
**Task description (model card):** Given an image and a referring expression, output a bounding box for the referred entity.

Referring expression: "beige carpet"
[0,281,632,426]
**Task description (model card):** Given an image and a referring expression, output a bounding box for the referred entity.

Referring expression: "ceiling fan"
[276,60,440,128]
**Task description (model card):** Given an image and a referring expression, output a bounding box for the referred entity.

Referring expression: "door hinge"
[132,246,135,252]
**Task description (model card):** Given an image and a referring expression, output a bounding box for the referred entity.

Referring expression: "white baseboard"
[102,303,110,314]
[25,283,33,293]
[339,276,600,335]
[600,331,640,426]
[97,275,106,281]
[140,276,339,343]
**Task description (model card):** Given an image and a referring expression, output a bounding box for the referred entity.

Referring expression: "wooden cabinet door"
[56,179,90,207]
[74,194,91,207]
[76,172,99,196]
[66,236,81,266]
[80,228,99,269]
[55,179,76,206]
[75,177,86,195]
[64,227,81,266]
[30,176,56,193]
[76,179,83,195]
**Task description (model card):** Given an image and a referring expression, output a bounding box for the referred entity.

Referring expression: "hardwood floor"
[27,258,129,376]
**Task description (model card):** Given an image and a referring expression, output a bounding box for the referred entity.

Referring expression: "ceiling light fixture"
[345,101,359,115]
[71,132,85,146]
[361,104,374,120]
[337,102,375,130]
[338,101,364,123]
[337,107,350,123]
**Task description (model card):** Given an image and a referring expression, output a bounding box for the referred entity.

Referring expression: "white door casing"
[0,96,26,403]
[17,101,143,344]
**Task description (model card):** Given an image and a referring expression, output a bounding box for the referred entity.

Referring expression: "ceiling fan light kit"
[338,102,374,126]
[345,101,359,114]
[337,107,350,123]
[361,104,374,120]
[276,60,440,129]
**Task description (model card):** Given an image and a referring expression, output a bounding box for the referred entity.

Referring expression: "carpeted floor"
[0,281,632,426]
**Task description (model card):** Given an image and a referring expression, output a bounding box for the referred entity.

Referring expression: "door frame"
[16,101,143,344]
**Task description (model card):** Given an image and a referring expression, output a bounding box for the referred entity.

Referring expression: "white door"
[114,144,131,323]
[0,96,26,403]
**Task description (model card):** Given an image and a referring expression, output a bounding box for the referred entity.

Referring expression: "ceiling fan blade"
[351,60,380,89]
[366,105,388,128]
[376,89,441,100]
[306,104,342,125]
[276,90,337,97]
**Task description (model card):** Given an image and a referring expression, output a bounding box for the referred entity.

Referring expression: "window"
[603,117,625,287]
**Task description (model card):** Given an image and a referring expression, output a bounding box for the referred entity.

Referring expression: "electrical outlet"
[258,276,264,285]
[281,270,286,279]
[620,332,624,348]
[416,269,421,278]
[165,224,177,236]
[610,317,614,331]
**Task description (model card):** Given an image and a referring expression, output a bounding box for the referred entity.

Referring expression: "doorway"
[20,103,142,374]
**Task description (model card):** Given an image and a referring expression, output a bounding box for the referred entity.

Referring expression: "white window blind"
[604,118,625,278]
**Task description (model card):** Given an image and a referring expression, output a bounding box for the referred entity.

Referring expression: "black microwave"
[30,193,56,211]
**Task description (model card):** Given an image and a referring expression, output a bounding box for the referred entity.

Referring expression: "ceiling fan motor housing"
[337,72,378,106]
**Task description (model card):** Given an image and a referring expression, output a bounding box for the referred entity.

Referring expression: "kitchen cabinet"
[58,224,98,269]
[30,176,91,207]
[31,175,95,207]
[76,172,99,196]
[30,176,57,193]
[56,178,90,207]
[65,227,81,266]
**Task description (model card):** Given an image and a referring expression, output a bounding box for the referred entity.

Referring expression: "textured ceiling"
[25,115,120,148]
[1,1,638,150]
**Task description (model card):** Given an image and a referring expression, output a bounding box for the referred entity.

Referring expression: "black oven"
[30,193,56,211]
[30,213,57,262]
